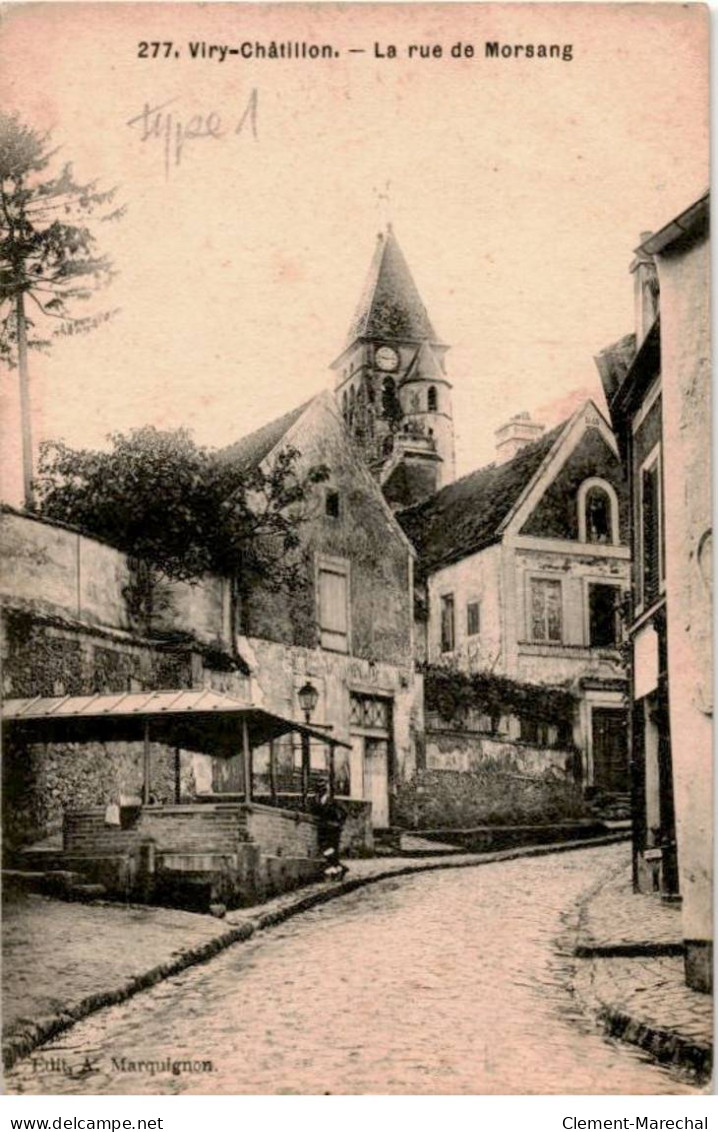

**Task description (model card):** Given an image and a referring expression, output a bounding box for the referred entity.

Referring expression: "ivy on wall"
[422,662,576,728]
[393,766,590,830]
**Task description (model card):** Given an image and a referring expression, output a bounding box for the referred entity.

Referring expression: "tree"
[34,427,329,634]
[0,113,122,506]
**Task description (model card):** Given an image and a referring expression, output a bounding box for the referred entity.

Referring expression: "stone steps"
[3,866,106,903]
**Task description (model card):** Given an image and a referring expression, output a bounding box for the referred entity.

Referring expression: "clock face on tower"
[375,345,399,372]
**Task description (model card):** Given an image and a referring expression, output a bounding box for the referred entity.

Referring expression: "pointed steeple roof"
[346,226,442,347]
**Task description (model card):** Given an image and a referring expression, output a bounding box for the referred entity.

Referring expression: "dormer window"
[578,479,619,545]
[427,385,438,412]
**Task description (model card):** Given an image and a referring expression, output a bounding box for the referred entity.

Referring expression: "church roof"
[220,398,315,470]
[403,340,446,384]
[345,227,441,347]
[398,421,566,575]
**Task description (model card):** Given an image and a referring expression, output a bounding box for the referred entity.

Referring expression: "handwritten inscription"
[126,91,258,178]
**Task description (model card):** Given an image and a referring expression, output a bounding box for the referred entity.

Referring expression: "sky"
[0,2,709,505]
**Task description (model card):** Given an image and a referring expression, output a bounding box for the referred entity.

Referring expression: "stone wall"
[425,728,572,778]
[4,738,198,848]
[0,509,232,647]
[61,803,325,910]
[64,803,248,857]
[244,802,319,858]
[1,509,131,630]
[394,763,589,830]
[63,802,320,862]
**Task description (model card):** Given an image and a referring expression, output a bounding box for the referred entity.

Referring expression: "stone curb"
[594,1001,712,1085]
[574,942,685,959]
[2,830,629,1073]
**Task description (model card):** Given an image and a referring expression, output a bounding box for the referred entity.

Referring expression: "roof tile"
[398,422,565,574]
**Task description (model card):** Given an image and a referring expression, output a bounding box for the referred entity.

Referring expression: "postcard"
[0,1,710,1097]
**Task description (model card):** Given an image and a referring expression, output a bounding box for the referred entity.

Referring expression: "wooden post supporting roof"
[242,715,253,802]
[142,718,151,804]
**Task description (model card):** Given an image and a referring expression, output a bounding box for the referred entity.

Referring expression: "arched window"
[586,489,611,544]
[378,375,400,425]
[578,479,619,545]
[427,385,438,412]
[342,390,348,419]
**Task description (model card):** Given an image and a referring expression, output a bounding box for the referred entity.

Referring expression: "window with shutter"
[318,562,349,652]
[440,593,455,653]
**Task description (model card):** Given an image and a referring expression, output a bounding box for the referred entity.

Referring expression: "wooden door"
[592,708,629,793]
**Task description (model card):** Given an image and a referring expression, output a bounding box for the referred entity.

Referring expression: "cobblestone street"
[6,844,699,1095]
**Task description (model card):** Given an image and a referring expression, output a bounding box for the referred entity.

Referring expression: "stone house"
[398,400,631,792]
[221,389,423,831]
[1,387,422,851]
[598,192,711,992]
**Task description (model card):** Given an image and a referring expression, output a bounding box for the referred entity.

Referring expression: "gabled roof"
[398,422,566,574]
[638,190,709,256]
[344,226,441,347]
[219,391,418,558]
[220,398,315,470]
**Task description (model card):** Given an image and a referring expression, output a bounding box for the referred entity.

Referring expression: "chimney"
[630,231,659,347]
[494,412,545,465]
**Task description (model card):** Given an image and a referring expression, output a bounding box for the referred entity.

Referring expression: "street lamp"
[298,681,319,723]
[297,681,318,807]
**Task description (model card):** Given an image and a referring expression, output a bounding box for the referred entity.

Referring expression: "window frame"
[466,599,481,638]
[527,575,564,644]
[439,592,456,654]
[577,477,619,545]
[636,442,664,614]
[585,579,623,649]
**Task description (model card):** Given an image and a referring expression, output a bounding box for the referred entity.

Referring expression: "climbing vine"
[422,662,576,728]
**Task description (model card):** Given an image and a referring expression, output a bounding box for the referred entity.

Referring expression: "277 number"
[138,42,176,58]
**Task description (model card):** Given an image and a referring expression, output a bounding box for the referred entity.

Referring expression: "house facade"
[399,401,631,792]
[2,391,421,846]
[599,192,711,992]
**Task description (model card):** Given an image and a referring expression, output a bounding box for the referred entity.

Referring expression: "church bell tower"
[330,225,455,508]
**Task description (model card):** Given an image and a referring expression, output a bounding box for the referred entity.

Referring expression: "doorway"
[349,692,393,829]
[592,707,629,793]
